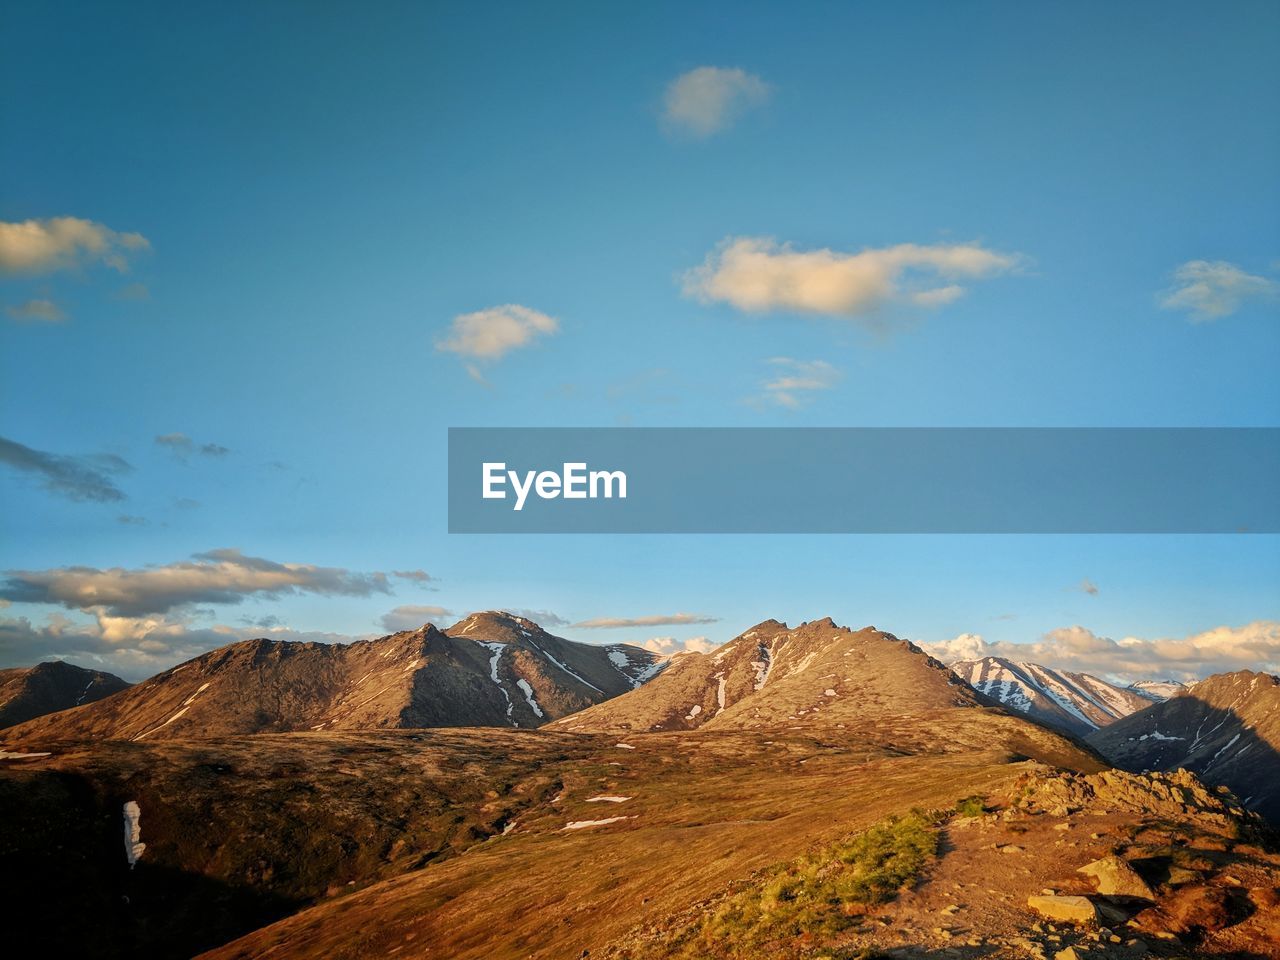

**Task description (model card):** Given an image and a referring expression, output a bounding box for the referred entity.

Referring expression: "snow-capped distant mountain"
[950,657,1157,737]
[1127,679,1187,701]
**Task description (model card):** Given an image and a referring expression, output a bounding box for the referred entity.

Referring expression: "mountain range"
[0,612,659,741]
[2,614,1278,960]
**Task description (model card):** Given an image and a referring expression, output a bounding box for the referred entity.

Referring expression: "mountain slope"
[0,661,130,729]
[949,657,1155,737]
[1087,670,1280,822]
[0,613,660,742]
[557,618,991,734]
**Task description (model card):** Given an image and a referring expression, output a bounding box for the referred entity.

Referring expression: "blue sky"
[2,0,1278,680]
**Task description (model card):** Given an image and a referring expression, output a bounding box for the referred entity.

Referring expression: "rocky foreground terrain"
[0,617,1276,960]
[0,660,129,728]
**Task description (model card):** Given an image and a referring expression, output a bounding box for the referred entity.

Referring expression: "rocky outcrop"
[1014,767,1262,835]
[1077,855,1155,900]
[1026,894,1098,924]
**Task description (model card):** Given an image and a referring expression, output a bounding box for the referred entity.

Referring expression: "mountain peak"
[556,617,986,734]
[446,610,546,641]
[0,661,130,730]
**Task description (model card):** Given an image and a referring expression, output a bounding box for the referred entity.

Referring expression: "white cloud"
[639,635,718,655]
[683,237,1020,321]
[0,548,393,617]
[760,357,840,409]
[0,216,150,276]
[0,610,370,681]
[436,304,559,362]
[923,620,1280,684]
[379,604,453,632]
[1160,260,1278,321]
[573,613,719,629]
[6,299,66,323]
[663,66,770,138]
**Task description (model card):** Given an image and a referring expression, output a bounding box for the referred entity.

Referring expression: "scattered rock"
[1000,844,1026,854]
[1055,948,1084,960]
[1094,900,1130,926]
[1078,855,1155,899]
[1027,894,1099,924]
[1164,866,1200,886]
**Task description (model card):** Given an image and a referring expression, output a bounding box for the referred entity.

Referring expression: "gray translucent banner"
[447,428,1280,534]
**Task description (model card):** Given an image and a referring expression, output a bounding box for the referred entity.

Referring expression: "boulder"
[1078,855,1155,899]
[1027,894,1099,924]
[1162,884,1238,933]
[1132,884,1239,936]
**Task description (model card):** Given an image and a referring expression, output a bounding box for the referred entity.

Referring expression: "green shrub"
[954,795,985,818]
[653,811,940,959]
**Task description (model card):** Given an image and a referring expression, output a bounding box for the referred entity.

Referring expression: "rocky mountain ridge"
[557,617,992,734]
[0,612,661,742]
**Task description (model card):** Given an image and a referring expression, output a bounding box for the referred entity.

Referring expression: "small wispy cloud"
[759,357,841,409]
[0,435,130,503]
[155,433,230,461]
[663,67,770,138]
[683,237,1021,322]
[1160,260,1278,321]
[0,216,150,276]
[501,608,570,628]
[1078,578,1099,596]
[392,569,434,585]
[572,613,719,629]
[436,304,559,377]
[379,604,453,632]
[113,282,150,301]
[6,298,66,323]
